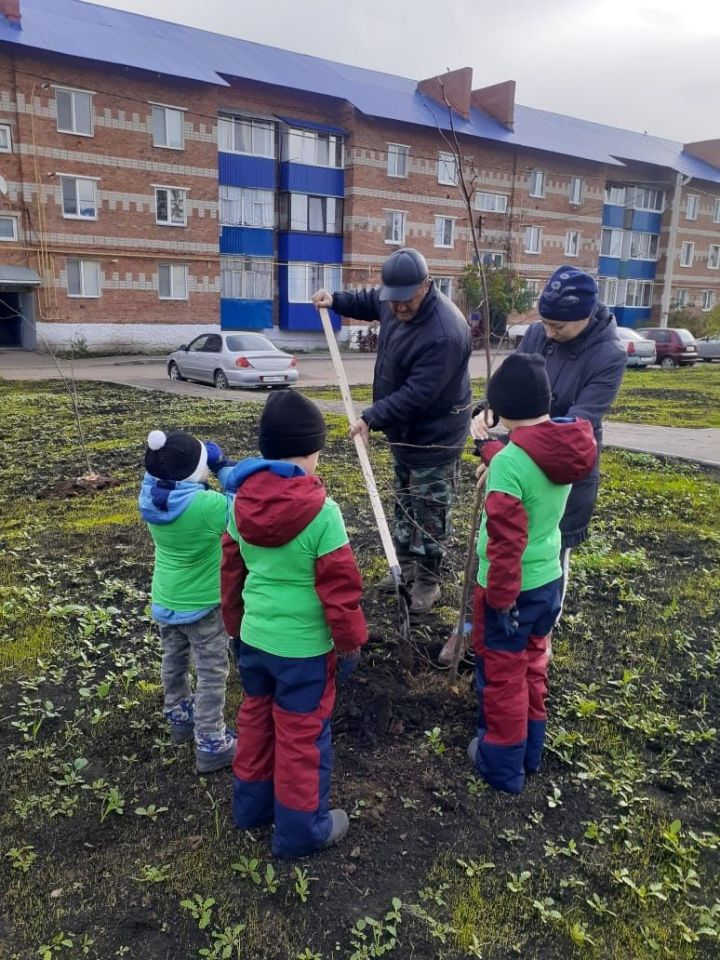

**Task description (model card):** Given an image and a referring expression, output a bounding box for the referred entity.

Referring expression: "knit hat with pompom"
[144,430,207,482]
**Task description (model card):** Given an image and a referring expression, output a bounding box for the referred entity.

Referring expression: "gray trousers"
[159,606,229,738]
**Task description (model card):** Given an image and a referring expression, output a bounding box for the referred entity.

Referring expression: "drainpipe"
[659,172,687,327]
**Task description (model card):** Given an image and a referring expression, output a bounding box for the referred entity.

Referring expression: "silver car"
[616,327,656,368]
[696,332,720,361]
[167,332,299,389]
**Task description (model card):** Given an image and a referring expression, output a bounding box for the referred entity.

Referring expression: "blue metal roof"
[2,0,719,183]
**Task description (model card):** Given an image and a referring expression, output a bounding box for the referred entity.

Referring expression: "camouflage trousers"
[392,456,461,563]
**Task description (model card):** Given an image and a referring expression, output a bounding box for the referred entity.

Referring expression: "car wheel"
[168,361,184,381]
[660,356,677,369]
[214,370,229,390]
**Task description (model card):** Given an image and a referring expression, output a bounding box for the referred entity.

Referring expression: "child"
[139,429,236,774]
[220,390,367,858]
[468,353,596,793]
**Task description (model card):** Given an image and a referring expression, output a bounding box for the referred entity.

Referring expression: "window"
[629,231,659,260]
[628,186,664,212]
[61,176,97,219]
[524,278,541,301]
[285,128,343,168]
[0,124,11,153]
[479,251,504,268]
[435,277,453,298]
[569,177,584,205]
[685,194,699,221]
[387,143,409,178]
[437,152,459,186]
[529,170,545,198]
[680,242,695,267]
[601,228,623,258]
[565,230,580,257]
[152,105,184,149]
[158,264,188,300]
[385,211,406,245]
[714,199,720,224]
[605,184,627,206]
[625,280,653,308]
[155,187,187,227]
[288,263,342,303]
[673,288,689,308]
[474,192,508,213]
[280,193,343,234]
[597,277,618,307]
[66,259,100,298]
[708,244,720,270]
[55,87,93,136]
[434,216,455,248]
[524,226,541,254]
[221,256,273,300]
[218,115,275,158]
[701,290,714,312]
[220,186,274,229]
[0,216,18,241]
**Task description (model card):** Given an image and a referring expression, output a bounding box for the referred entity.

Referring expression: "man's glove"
[336,649,361,684]
[471,399,500,428]
[204,441,226,473]
[492,604,520,638]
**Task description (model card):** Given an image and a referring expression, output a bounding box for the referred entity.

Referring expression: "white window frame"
[66,258,100,298]
[628,231,659,261]
[480,251,504,268]
[701,290,714,312]
[524,278,541,302]
[685,194,699,221]
[529,170,545,199]
[287,263,342,303]
[474,192,508,213]
[220,256,273,300]
[154,186,188,227]
[601,228,623,259]
[218,115,276,159]
[219,186,274,229]
[628,186,665,213]
[59,175,98,220]
[524,226,541,254]
[674,288,689,308]
[714,199,720,224]
[625,280,653,308]
[387,143,409,179]
[569,176,584,206]
[565,230,580,257]
[437,151,459,186]
[605,184,627,206]
[151,103,185,150]
[597,277,618,307]
[0,123,11,153]
[285,193,343,234]
[434,215,455,249]
[285,128,344,169]
[158,263,188,300]
[435,276,453,298]
[680,242,695,268]
[708,244,720,270]
[385,210,406,246]
[54,86,94,137]
[0,215,18,242]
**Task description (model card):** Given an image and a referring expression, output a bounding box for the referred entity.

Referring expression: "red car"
[635,327,699,369]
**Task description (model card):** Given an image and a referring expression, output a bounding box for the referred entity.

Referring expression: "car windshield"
[675,329,696,344]
[225,334,277,352]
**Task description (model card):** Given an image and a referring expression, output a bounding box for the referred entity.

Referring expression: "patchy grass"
[0,379,719,960]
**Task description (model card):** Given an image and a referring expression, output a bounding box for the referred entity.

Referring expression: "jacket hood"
[225,457,326,547]
[510,418,597,484]
[138,473,206,524]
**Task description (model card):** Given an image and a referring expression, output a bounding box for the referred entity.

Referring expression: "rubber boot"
[376,550,416,593]
[410,557,442,613]
[321,809,349,849]
[195,729,237,774]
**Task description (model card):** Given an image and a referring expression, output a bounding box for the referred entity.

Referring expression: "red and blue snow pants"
[472,579,562,794]
[232,642,336,858]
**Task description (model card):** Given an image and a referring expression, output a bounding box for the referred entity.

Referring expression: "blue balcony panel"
[220,226,274,257]
[277,267,340,331]
[278,233,343,263]
[279,163,344,197]
[613,306,652,328]
[220,299,273,330]
[218,153,276,189]
[630,210,663,233]
[602,205,626,228]
[624,260,658,281]
[598,256,621,277]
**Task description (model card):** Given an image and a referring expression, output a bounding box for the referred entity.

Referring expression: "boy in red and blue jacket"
[220,390,367,858]
[468,353,597,793]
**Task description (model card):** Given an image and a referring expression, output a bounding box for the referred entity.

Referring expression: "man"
[312,248,472,613]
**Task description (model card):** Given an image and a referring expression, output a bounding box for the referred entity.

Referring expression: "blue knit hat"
[538,266,598,322]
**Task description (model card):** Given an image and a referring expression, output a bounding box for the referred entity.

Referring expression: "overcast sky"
[89,0,720,143]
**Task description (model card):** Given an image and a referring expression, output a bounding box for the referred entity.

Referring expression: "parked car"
[635,327,699,369]
[615,327,656,368]
[167,332,299,389]
[695,332,720,362]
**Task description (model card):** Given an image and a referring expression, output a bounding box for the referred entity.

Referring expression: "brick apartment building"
[1,0,719,351]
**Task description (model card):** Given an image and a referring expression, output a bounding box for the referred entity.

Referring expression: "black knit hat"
[145,430,207,482]
[259,391,326,459]
[487,353,552,421]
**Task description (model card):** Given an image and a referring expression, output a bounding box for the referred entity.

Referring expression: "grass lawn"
[1,379,719,960]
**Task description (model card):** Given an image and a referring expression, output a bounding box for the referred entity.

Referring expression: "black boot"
[411,557,442,613]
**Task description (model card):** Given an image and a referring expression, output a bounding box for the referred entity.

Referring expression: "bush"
[354,326,379,352]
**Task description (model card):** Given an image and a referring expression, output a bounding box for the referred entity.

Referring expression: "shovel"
[318,307,412,670]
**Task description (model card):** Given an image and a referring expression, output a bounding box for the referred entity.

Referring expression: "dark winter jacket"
[332,283,472,467]
[515,303,626,546]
